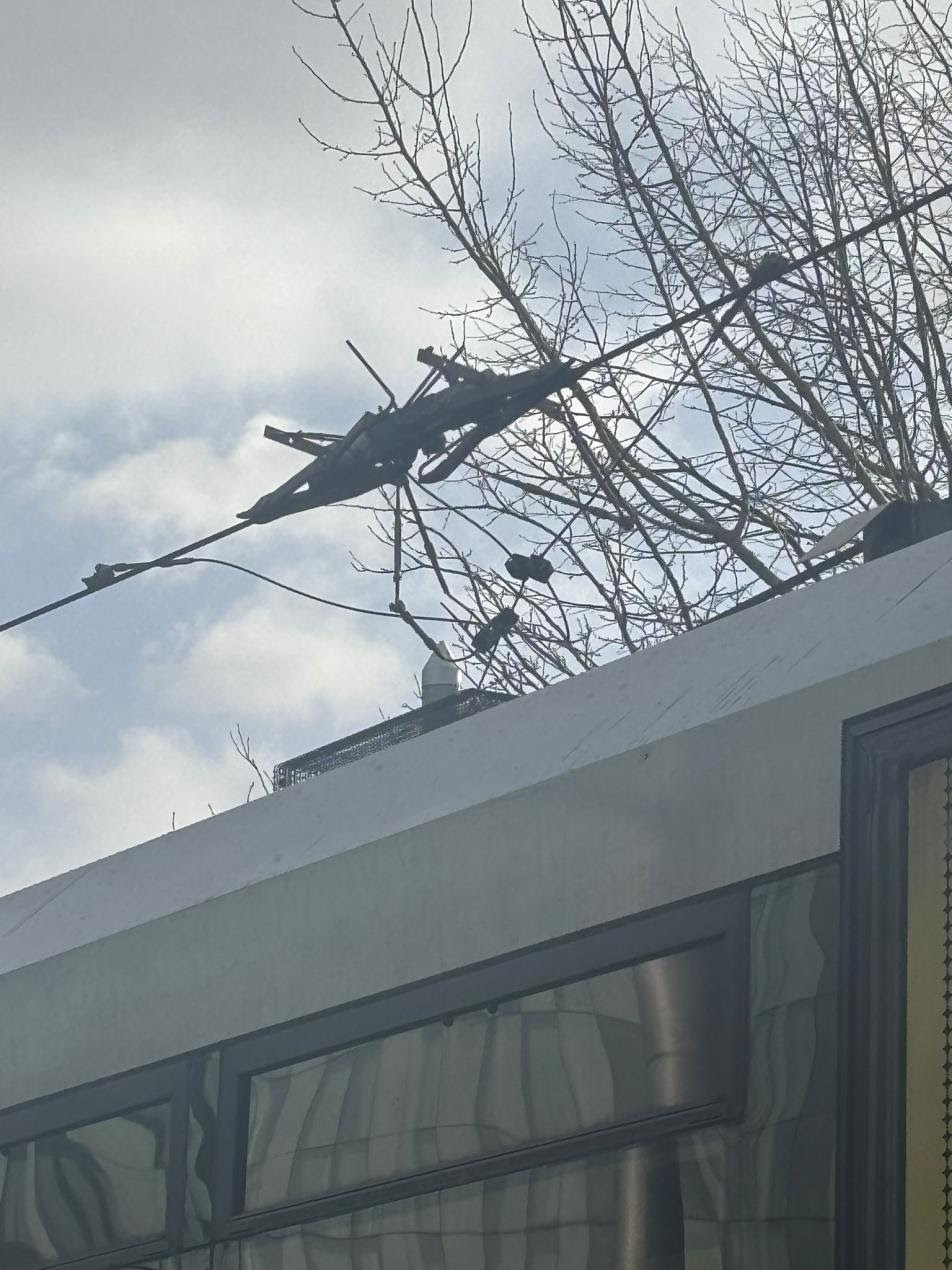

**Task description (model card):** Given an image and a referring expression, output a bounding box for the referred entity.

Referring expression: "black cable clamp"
[505,553,554,584]
[472,607,518,654]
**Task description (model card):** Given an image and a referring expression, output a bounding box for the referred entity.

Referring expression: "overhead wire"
[0,521,251,635]
[3,175,952,638]
[0,351,459,637]
[703,541,864,622]
[166,555,462,622]
[536,172,952,558]
[570,172,952,378]
[402,480,453,597]
[392,483,403,607]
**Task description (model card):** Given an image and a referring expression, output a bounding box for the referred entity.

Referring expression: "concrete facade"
[4,529,952,1109]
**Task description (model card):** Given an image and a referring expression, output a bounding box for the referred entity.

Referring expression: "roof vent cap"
[421,642,459,705]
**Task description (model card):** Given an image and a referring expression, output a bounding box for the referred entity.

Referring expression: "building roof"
[4,528,952,985]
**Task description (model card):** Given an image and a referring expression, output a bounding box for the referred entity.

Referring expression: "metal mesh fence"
[273,690,510,789]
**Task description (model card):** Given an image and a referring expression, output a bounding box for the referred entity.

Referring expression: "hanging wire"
[389,600,471,661]
[4,176,952,637]
[393,483,403,607]
[402,481,452,597]
[0,351,462,637]
[0,521,251,634]
[166,555,461,622]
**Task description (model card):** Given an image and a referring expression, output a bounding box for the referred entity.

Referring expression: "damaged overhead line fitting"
[240,356,579,525]
[22,173,952,639]
[82,563,119,591]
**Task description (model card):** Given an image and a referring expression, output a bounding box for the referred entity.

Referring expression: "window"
[241,945,729,1214]
[839,685,952,1270]
[94,865,834,1270]
[217,866,837,1270]
[0,1064,188,1270]
[216,892,748,1234]
[1,886,757,1265]
[219,1142,692,1270]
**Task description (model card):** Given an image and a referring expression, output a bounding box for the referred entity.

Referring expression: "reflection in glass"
[0,864,837,1270]
[184,1051,220,1243]
[225,1143,696,1270]
[112,1255,208,1270]
[228,861,838,1267]
[243,942,728,1213]
[680,866,839,1270]
[0,1103,169,1268]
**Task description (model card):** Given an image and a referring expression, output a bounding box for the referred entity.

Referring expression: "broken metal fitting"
[82,563,118,591]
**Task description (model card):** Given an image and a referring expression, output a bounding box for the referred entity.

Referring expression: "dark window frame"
[838,681,952,1270]
[0,1058,191,1270]
[213,888,750,1241]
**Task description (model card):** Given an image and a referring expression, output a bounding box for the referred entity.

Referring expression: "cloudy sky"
[1,0,720,896]
[0,0,522,894]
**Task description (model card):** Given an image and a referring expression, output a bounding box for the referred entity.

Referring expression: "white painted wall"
[4,531,952,1107]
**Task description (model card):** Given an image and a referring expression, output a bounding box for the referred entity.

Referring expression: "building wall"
[4,636,952,1111]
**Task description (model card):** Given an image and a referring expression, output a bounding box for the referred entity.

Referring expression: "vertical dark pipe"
[613,951,714,1269]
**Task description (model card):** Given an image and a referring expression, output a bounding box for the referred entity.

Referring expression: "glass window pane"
[183,1052,220,1244]
[225,1142,707,1270]
[227,853,839,1270]
[0,1102,170,1268]
[680,865,838,1270]
[112,1255,208,1270]
[243,940,730,1213]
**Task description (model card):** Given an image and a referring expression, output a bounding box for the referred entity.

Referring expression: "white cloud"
[0,161,469,420]
[0,0,521,422]
[37,410,397,585]
[0,632,85,717]
[51,415,309,543]
[2,726,250,894]
[0,599,421,894]
[144,595,413,735]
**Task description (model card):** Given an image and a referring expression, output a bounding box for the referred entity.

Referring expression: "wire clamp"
[472,608,518,654]
[505,553,555,584]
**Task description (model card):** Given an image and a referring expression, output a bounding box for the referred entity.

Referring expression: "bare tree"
[294,0,952,692]
[230,724,275,799]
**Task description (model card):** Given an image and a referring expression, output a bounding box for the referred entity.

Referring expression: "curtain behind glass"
[219,866,840,1270]
[681,865,838,1270]
[0,1103,170,1268]
[244,944,726,1213]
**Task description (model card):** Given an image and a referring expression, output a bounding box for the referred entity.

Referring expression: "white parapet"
[5,529,952,1106]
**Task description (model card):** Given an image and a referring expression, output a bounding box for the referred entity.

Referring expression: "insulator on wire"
[471,607,518,654]
[505,553,554,584]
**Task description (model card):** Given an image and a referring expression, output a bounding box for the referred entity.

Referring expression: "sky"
[0,0,513,894]
[0,0,719,896]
